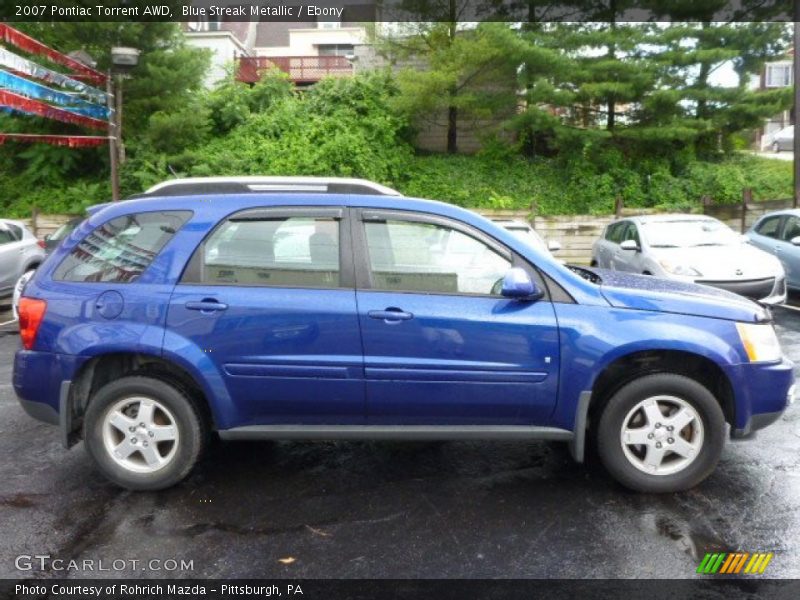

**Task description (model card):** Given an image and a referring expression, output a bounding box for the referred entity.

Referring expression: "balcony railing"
[237,56,353,84]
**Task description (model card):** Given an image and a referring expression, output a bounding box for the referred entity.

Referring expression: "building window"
[318,44,354,57]
[766,64,792,88]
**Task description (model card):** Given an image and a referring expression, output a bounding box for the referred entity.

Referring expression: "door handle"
[368,308,414,322]
[185,300,228,312]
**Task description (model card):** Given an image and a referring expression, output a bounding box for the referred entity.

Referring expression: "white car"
[1,219,45,318]
[494,220,562,256]
[591,214,786,305]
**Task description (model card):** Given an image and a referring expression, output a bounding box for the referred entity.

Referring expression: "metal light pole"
[108,47,140,201]
[794,17,799,207]
[107,74,120,201]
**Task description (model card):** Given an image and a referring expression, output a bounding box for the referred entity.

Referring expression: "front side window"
[54,211,191,283]
[196,216,340,288]
[756,216,782,239]
[364,219,511,295]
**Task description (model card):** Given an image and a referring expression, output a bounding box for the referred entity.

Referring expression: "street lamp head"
[110,47,140,73]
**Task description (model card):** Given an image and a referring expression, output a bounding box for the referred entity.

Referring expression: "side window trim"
[179,205,354,289]
[352,208,551,300]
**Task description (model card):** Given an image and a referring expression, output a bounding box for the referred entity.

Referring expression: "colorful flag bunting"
[0,47,106,104]
[0,133,109,147]
[0,69,110,120]
[0,90,108,130]
[0,24,106,85]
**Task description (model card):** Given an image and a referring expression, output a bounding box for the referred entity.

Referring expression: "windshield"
[642,219,740,248]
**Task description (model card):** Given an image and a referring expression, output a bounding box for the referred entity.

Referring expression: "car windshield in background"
[642,220,740,248]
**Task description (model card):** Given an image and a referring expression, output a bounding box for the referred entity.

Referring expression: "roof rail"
[137,177,402,198]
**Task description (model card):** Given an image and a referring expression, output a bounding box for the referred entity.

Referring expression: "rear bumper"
[13,349,84,426]
[727,357,795,437]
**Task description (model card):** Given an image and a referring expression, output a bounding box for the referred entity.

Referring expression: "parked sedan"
[771,125,794,153]
[12,216,83,319]
[1,219,45,308]
[493,219,562,256]
[591,214,786,305]
[747,209,800,292]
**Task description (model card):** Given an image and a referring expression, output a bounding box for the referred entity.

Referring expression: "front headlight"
[658,259,702,277]
[736,322,782,363]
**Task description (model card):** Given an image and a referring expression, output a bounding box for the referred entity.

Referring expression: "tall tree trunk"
[447,101,458,154]
[446,2,458,154]
[607,5,617,130]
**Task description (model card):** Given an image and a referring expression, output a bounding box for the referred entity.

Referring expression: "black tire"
[773,142,780,153]
[590,260,598,267]
[596,373,725,493]
[84,376,206,491]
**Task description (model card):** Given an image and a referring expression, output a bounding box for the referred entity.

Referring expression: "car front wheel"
[84,376,206,490]
[596,373,725,493]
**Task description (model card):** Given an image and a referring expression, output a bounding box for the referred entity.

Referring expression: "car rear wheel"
[596,373,725,493]
[84,376,206,490]
[773,141,780,153]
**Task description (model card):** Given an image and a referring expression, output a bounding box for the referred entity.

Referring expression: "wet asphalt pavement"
[0,305,799,580]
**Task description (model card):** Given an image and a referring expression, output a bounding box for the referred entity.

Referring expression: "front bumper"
[727,357,795,437]
[695,275,786,306]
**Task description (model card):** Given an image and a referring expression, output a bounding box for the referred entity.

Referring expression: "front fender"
[551,304,743,431]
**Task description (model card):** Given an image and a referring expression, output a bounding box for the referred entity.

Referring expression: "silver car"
[591,214,786,305]
[771,125,793,153]
[1,219,45,310]
[493,219,562,256]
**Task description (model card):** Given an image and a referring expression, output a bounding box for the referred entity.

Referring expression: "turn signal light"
[18,298,47,350]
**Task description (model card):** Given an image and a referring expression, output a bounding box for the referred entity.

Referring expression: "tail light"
[18,298,47,350]
[36,239,46,249]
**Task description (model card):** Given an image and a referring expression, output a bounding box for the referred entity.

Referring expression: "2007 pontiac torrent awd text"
[13,178,796,492]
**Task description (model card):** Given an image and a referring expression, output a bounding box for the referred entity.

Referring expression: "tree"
[376,2,522,153]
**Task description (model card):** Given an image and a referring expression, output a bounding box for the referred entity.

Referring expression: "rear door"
[777,215,800,288]
[353,209,560,425]
[167,207,365,427]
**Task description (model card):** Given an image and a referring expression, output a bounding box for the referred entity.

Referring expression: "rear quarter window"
[53,211,191,283]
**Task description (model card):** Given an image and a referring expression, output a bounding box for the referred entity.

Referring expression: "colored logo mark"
[697,552,773,575]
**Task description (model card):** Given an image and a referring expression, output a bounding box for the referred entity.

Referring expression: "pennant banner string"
[0,90,109,130]
[0,69,111,120]
[0,47,107,104]
[0,24,106,85]
[0,133,109,147]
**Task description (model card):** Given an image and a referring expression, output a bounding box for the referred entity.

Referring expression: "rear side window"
[6,223,22,240]
[781,216,800,242]
[54,211,191,283]
[756,216,782,239]
[188,215,341,288]
[0,227,13,245]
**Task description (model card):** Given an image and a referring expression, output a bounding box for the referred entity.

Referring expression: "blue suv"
[13,183,795,492]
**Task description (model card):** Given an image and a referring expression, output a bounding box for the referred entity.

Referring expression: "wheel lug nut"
[655,423,661,428]
[130,438,137,444]
[143,441,148,447]
[668,438,674,444]
[129,426,135,432]
[655,442,662,448]
[667,426,674,432]
[648,433,654,439]
[148,431,154,438]
[139,422,145,427]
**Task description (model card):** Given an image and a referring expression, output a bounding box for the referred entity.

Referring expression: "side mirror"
[501,267,542,300]
[791,236,800,246]
[547,240,562,253]
[44,234,51,241]
[620,239,639,251]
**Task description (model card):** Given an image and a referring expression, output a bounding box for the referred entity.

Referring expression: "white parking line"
[0,319,17,327]
[776,304,800,313]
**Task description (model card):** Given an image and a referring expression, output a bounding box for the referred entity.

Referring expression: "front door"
[167,207,364,428]
[353,210,560,425]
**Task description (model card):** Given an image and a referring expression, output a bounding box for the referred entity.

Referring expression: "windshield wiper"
[692,243,724,247]
[650,244,680,248]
